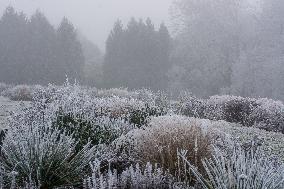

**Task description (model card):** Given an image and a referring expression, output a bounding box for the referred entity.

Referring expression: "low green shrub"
[129,104,166,128]
[54,108,122,152]
[221,98,257,126]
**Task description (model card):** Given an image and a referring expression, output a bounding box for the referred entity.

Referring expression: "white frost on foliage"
[179,146,284,189]
[85,160,176,189]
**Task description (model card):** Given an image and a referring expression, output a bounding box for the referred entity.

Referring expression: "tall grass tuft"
[178,146,284,189]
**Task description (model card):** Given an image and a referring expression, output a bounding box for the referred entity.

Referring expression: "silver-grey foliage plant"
[178,147,284,189]
[84,161,176,189]
[1,120,96,188]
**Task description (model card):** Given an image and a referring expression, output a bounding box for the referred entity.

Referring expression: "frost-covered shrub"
[133,89,157,104]
[129,104,166,128]
[114,116,213,185]
[0,83,103,188]
[1,84,43,101]
[211,119,284,162]
[207,96,284,133]
[177,91,194,104]
[126,91,169,128]
[181,96,205,118]
[95,88,169,108]
[93,97,146,121]
[96,88,136,98]
[1,85,32,101]
[22,82,137,156]
[221,98,256,125]
[95,89,169,127]
[68,88,164,129]
[84,161,176,189]
[1,113,96,188]
[182,95,284,133]
[203,96,258,126]
[0,83,10,94]
[3,82,168,129]
[250,98,284,132]
[31,84,61,103]
[179,146,284,189]
[54,108,134,152]
[95,88,160,103]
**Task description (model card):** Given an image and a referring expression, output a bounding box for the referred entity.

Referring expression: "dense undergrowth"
[0,82,283,188]
[182,95,284,133]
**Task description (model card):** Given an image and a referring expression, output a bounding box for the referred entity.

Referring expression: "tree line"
[103,18,172,90]
[1,2,284,101]
[0,7,172,91]
[0,7,84,85]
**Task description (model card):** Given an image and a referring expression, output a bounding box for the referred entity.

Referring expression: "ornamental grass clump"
[114,115,213,186]
[179,146,284,189]
[0,119,96,189]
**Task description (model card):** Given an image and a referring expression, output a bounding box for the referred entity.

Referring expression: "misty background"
[0,0,172,50]
[0,0,284,101]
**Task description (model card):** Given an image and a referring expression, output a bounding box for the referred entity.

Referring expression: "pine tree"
[56,17,85,84]
[0,7,85,85]
[103,20,125,87]
[0,7,29,84]
[27,11,57,84]
[156,23,172,89]
[103,18,172,90]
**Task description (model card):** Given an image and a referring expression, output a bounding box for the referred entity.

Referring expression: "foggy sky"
[0,0,173,51]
